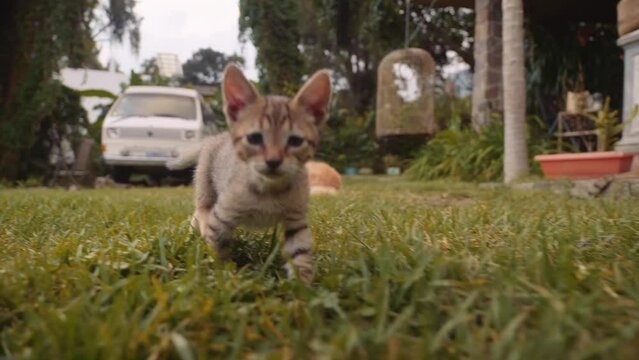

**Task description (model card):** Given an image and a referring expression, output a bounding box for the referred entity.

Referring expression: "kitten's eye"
[246,133,264,146]
[287,135,305,147]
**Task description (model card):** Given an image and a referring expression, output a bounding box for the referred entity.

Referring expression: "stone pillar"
[472,0,503,129]
[615,29,639,153]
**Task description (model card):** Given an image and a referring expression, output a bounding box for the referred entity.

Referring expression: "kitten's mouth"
[256,168,286,179]
[260,171,285,179]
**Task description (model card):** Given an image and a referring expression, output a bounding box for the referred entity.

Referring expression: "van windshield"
[110,93,197,120]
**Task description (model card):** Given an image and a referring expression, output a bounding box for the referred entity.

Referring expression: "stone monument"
[376,48,437,139]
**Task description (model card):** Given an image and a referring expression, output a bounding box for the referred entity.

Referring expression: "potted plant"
[535,98,638,179]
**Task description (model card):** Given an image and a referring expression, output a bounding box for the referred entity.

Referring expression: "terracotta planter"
[534,152,635,179]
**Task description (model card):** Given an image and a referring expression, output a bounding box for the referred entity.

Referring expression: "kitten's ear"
[223,64,259,122]
[293,70,332,126]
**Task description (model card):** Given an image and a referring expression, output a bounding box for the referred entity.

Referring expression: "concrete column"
[472,0,503,129]
[615,29,639,153]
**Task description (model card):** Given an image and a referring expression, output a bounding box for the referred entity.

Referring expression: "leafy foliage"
[27,85,91,179]
[76,89,118,100]
[2,180,639,357]
[406,116,553,182]
[585,98,639,152]
[241,0,474,111]
[406,121,505,182]
[129,57,172,86]
[182,48,244,86]
[0,0,140,180]
[238,0,476,171]
[316,111,381,172]
[77,88,121,176]
[239,0,304,95]
[305,0,473,113]
[103,0,141,53]
[435,94,472,131]
[527,21,623,125]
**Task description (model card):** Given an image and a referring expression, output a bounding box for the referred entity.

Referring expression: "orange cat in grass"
[306,161,342,195]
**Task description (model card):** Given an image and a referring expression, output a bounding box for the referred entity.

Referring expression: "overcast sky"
[98,0,258,80]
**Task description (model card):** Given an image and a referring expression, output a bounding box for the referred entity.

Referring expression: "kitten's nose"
[266,159,282,171]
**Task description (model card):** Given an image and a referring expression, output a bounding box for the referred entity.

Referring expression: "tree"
[102,0,141,53]
[182,48,244,86]
[240,0,474,113]
[135,57,171,86]
[239,0,305,95]
[502,0,529,183]
[0,0,141,180]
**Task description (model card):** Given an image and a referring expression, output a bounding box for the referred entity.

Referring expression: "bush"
[316,110,381,172]
[405,121,504,182]
[406,116,552,182]
[27,85,90,181]
[434,95,472,132]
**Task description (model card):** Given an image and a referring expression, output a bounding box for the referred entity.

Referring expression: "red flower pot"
[534,152,635,179]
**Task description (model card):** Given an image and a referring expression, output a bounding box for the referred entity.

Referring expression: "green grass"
[1,177,639,359]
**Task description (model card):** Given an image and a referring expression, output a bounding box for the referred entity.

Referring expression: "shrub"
[434,94,472,132]
[405,121,504,182]
[406,116,552,182]
[316,110,381,172]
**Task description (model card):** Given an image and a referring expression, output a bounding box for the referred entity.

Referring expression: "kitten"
[191,64,331,284]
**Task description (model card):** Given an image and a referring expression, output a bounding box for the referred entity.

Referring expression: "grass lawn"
[1,177,639,359]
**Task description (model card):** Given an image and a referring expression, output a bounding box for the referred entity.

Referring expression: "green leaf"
[76,89,117,99]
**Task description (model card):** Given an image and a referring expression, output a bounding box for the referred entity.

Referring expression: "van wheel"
[111,166,131,184]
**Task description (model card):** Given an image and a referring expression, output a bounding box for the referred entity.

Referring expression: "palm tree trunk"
[502,0,529,183]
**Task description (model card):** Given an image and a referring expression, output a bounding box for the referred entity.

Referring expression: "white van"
[101,86,217,182]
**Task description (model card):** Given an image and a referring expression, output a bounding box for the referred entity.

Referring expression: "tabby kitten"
[191,64,331,284]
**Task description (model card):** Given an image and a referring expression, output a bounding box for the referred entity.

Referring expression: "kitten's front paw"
[285,255,315,284]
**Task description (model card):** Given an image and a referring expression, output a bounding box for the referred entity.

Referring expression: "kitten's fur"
[168,156,342,196]
[191,64,331,284]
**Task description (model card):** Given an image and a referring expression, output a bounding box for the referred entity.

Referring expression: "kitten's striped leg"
[283,218,315,284]
[205,206,235,261]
